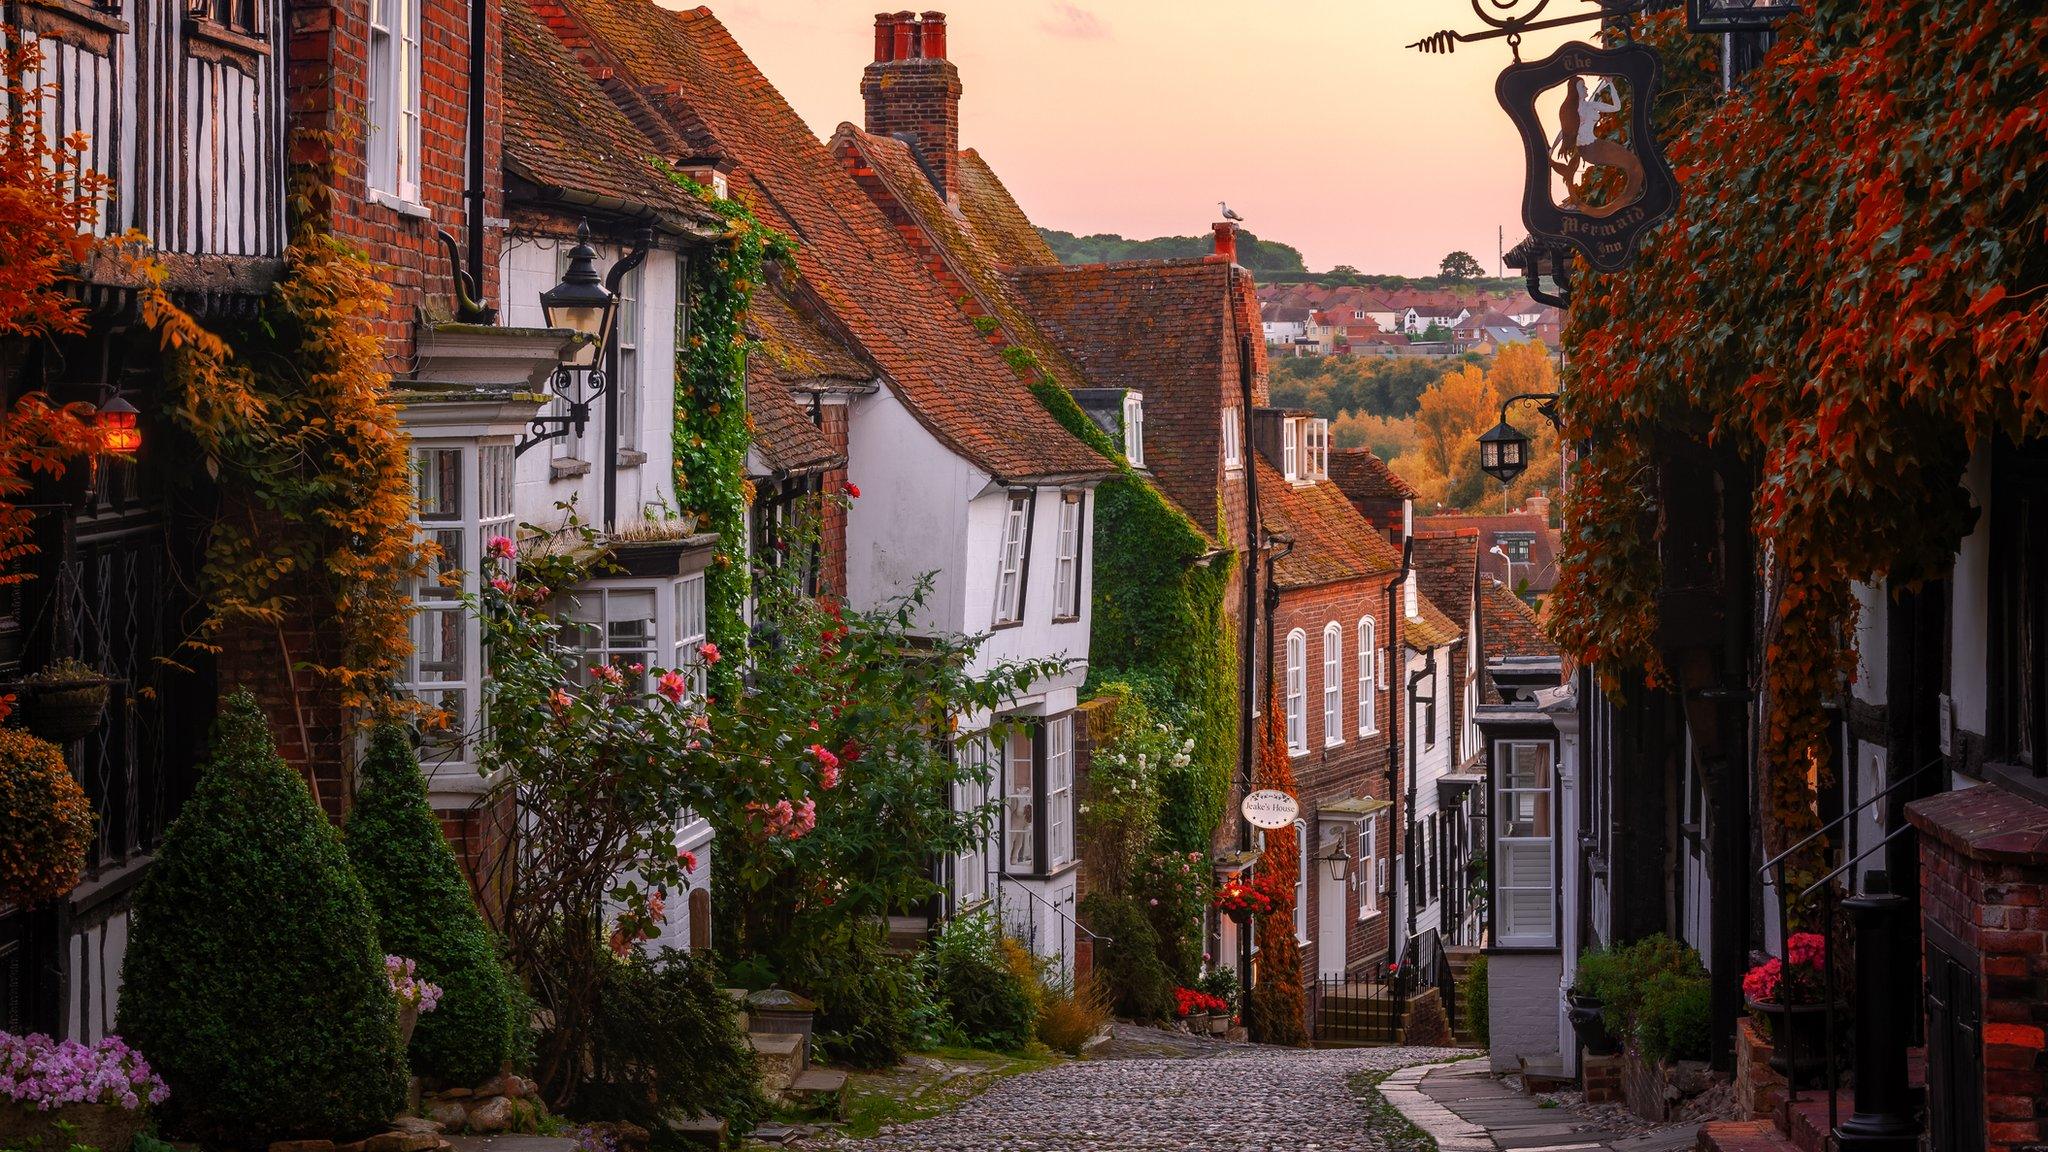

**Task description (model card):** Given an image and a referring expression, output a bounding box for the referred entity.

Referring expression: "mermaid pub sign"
[1497,40,1678,272]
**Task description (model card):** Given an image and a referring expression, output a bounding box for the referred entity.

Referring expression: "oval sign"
[1240,789,1300,830]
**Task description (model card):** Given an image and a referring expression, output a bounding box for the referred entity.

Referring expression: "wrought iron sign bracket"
[516,364,609,458]
[1409,0,1647,56]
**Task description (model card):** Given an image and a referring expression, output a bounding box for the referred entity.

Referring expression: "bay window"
[1284,629,1307,754]
[404,441,514,776]
[367,0,420,203]
[1051,492,1084,620]
[954,734,994,909]
[1495,739,1557,947]
[1322,622,1343,747]
[1358,816,1380,917]
[563,587,658,690]
[674,573,707,698]
[1046,715,1074,868]
[993,491,1032,625]
[1005,727,1036,872]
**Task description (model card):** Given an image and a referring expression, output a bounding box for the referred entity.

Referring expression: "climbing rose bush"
[0,1033,168,1111]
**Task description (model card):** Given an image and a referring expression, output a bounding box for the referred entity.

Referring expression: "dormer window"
[1122,392,1145,467]
[1222,406,1242,472]
[1282,418,1299,480]
[1305,419,1329,480]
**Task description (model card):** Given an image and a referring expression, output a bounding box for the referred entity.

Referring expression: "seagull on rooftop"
[1218,201,1245,222]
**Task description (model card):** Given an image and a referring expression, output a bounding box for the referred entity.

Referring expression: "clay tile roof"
[1255,460,1403,589]
[1403,592,1464,650]
[548,0,1109,484]
[746,277,872,391]
[1411,530,1479,625]
[1482,578,1556,660]
[1417,510,1561,592]
[956,149,1059,267]
[745,374,841,475]
[500,0,720,231]
[1328,451,1415,506]
[1006,260,1245,535]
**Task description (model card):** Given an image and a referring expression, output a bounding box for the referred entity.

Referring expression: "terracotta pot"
[399,1001,421,1047]
[1748,998,1840,1087]
[0,1102,147,1152]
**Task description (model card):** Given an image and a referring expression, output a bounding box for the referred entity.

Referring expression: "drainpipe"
[1383,537,1413,965]
[1403,645,1436,961]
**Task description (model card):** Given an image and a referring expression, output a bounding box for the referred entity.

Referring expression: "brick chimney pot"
[1213,221,1238,263]
[862,11,965,201]
[892,10,916,61]
[920,11,947,58]
[873,12,894,62]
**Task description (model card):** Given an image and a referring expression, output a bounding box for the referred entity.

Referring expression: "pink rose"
[656,671,688,704]
[821,762,840,789]
[592,664,624,686]
[486,535,516,560]
[490,576,513,594]
[699,641,721,665]
[808,743,840,770]
[678,848,699,873]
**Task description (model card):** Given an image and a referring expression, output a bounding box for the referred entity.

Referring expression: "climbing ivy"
[1029,379,1237,856]
[1552,2,2048,878]
[664,172,793,687]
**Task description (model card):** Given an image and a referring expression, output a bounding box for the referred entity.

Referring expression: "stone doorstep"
[664,1115,728,1151]
[1698,1120,1798,1152]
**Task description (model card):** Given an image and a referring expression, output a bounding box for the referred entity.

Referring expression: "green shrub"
[1576,934,1710,1061]
[1076,893,1174,1020]
[787,921,927,1068]
[1636,969,1712,1062]
[345,725,517,1085]
[928,912,1038,1050]
[1197,968,1239,1018]
[118,691,406,1144]
[572,950,766,1135]
[1461,953,1490,1045]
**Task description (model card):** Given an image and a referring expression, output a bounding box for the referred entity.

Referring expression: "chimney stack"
[1522,492,1551,521]
[1212,221,1239,264]
[861,10,963,201]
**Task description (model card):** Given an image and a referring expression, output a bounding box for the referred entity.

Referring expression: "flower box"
[0,1032,166,1152]
[0,1101,147,1152]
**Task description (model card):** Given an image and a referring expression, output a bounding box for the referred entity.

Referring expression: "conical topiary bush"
[117,690,406,1145]
[345,724,517,1085]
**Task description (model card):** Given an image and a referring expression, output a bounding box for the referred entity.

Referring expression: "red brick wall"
[1265,574,1400,977]
[1911,785,2048,1152]
[820,403,850,596]
[288,0,503,370]
[860,57,962,201]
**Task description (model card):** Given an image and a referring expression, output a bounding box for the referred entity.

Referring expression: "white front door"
[1318,832,1349,978]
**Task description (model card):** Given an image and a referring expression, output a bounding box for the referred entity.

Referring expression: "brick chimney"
[1212,221,1239,264]
[862,11,963,202]
[1522,492,1551,521]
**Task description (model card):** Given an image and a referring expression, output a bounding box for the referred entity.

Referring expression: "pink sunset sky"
[695,1,1574,278]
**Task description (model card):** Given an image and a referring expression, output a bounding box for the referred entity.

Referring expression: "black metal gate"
[1926,926,1983,1152]
[1308,964,1411,1045]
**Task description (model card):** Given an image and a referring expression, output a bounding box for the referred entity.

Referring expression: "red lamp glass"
[97,396,142,456]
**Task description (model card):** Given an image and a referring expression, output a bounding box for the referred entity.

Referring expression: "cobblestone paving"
[822,1044,1464,1152]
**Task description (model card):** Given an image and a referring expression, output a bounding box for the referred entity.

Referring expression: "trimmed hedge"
[118,691,406,1145]
[573,950,766,1135]
[1077,893,1174,1021]
[345,725,518,1085]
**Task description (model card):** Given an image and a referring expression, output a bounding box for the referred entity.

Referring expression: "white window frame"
[1222,406,1242,471]
[1004,726,1037,873]
[674,572,707,699]
[1322,622,1343,747]
[1294,818,1309,944]
[614,262,642,454]
[561,583,660,692]
[1306,418,1330,479]
[1123,392,1145,467]
[1285,628,1307,755]
[1282,417,1299,480]
[404,440,514,777]
[1357,617,1378,735]
[1051,491,1084,621]
[1046,714,1074,868]
[1496,739,1558,948]
[367,0,421,204]
[1358,816,1381,917]
[993,491,1033,625]
[954,733,994,910]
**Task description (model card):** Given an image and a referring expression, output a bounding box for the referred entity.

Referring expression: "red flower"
[656,670,688,704]
[843,482,861,498]
[699,641,722,665]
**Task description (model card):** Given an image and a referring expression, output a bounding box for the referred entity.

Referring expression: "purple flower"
[0,1031,167,1111]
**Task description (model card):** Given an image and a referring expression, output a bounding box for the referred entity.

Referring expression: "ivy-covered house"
[516,0,1117,968]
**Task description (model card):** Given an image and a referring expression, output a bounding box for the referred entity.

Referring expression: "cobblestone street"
[807,1044,1464,1152]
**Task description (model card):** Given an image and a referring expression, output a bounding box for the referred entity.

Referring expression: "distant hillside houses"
[1259,281,1559,358]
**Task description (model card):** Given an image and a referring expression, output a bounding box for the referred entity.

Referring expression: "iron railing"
[1308,953,1413,1045]
[1756,756,1940,1138]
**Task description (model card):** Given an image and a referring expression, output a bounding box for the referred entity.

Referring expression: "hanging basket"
[17,679,113,745]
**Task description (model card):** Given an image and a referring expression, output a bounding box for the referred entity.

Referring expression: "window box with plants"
[0,1032,169,1152]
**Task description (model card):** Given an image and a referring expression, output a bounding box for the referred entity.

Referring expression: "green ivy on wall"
[666,173,793,690]
[1028,380,1238,856]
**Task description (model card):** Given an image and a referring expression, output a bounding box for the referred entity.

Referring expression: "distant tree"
[1421,322,1452,342]
[1036,228,1306,274]
[1441,250,1486,280]
[1328,264,1362,280]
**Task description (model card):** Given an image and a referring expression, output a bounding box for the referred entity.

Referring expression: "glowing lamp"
[97,396,142,456]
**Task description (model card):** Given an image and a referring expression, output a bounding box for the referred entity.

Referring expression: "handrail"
[995,872,1112,947]
[1796,824,1915,903]
[1757,756,1941,879]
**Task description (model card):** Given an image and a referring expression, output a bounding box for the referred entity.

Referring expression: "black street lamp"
[519,220,648,458]
[1319,839,1352,884]
[1477,392,1562,486]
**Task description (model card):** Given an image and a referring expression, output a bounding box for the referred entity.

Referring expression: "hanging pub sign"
[1496,39,1678,274]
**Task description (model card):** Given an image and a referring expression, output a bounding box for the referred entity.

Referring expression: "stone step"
[1698,1121,1799,1152]
[748,1031,805,1092]
[665,1115,728,1151]
[782,1067,848,1116]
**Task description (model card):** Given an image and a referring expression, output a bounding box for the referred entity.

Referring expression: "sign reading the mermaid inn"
[1497,40,1678,272]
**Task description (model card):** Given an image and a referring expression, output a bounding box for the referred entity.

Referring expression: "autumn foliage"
[0,32,116,590]
[1551,2,2048,867]
[1244,693,1306,1045]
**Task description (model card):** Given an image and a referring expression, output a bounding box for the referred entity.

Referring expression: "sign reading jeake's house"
[1241,789,1301,831]
[1497,40,1678,272]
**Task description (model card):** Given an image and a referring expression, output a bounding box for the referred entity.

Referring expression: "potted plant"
[1744,932,1837,1085]
[1212,877,1273,925]
[1174,986,1210,1033]
[1199,971,1237,1035]
[17,659,112,745]
[1567,948,1625,1056]
[385,954,443,1047]
[0,1031,167,1151]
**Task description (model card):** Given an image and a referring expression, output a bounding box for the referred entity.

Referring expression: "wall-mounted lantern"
[1320,841,1353,885]
[95,396,142,456]
[1478,392,1562,486]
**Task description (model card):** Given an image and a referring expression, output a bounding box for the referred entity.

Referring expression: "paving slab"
[1383,1063,1704,1152]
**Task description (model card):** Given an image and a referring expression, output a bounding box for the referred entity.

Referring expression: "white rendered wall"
[1488,950,1563,1074]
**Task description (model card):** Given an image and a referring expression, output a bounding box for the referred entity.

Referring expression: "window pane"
[415,447,462,520]
[1006,727,1035,870]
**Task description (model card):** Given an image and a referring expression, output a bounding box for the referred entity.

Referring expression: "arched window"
[1284,629,1307,754]
[1294,818,1309,943]
[1357,617,1378,735]
[1322,623,1343,746]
